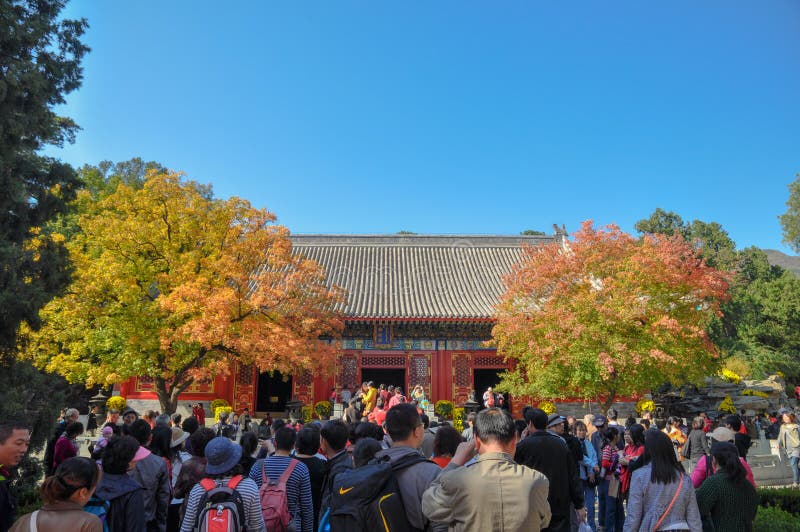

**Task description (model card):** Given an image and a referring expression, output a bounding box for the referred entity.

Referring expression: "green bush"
[106,395,127,411]
[757,487,800,516]
[301,405,313,423]
[214,406,232,421]
[453,407,465,432]
[754,505,800,532]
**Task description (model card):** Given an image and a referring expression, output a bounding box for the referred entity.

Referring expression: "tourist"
[423,408,551,531]
[105,409,120,427]
[461,413,476,441]
[190,403,205,427]
[11,456,102,532]
[294,427,326,531]
[170,413,182,428]
[411,384,429,410]
[724,414,752,461]
[419,414,436,458]
[212,411,235,440]
[681,416,710,473]
[154,414,171,428]
[180,437,265,532]
[173,428,214,520]
[239,431,259,476]
[249,427,313,531]
[387,386,406,409]
[548,414,584,475]
[0,420,31,532]
[699,412,712,433]
[52,421,84,471]
[143,410,159,429]
[664,417,686,461]
[362,381,378,414]
[606,408,625,450]
[374,403,445,532]
[623,430,701,531]
[44,408,78,476]
[340,385,352,405]
[351,437,382,467]
[317,420,352,525]
[128,419,171,532]
[598,427,624,532]
[482,386,496,408]
[431,425,464,467]
[777,409,800,487]
[574,420,599,532]
[122,407,139,426]
[515,407,586,532]
[91,425,114,462]
[343,398,360,424]
[690,427,756,488]
[695,442,758,531]
[618,424,645,497]
[87,406,99,437]
[165,427,190,532]
[367,397,387,426]
[94,435,146,532]
[240,408,252,433]
[382,385,394,405]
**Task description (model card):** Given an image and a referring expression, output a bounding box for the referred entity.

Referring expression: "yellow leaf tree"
[19,170,344,412]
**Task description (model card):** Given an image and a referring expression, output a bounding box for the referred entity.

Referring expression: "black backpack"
[329,453,428,532]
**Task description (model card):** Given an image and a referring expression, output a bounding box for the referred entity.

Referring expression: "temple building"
[120,232,562,416]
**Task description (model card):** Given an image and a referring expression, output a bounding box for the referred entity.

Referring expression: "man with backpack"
[249,427,313,531]
[180,437,265,532]
[372,403,447,532]
[422,408,551,531]
[317,420,352,527]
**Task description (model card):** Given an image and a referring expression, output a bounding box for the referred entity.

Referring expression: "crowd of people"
[1,390,799,532]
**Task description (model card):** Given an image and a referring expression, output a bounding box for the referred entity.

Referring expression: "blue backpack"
[84,495,110,532]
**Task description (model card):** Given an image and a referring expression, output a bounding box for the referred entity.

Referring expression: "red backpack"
[259,460,298,532]
[196,475,246,532]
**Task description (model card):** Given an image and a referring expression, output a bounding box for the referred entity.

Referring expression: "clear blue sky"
[50,1,800,251]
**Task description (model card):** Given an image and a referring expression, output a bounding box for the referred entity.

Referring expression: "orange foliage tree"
[20,170,343,412]
[493,221,730,410]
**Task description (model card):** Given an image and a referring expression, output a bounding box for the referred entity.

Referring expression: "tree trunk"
[154,378,193,414]
[598,390,617,413]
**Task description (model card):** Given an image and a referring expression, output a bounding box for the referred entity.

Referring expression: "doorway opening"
[473,368,510,410]
[360,368,406,393]
[256,371,293,412]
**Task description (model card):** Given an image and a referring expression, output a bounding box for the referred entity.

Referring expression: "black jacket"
[1,467,15,532]
[515,431,584,532]
[94,472,146,532]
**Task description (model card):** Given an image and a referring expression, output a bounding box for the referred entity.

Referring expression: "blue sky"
[51,1,800,251]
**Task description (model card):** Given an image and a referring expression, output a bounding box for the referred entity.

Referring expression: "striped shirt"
[179,476,265,532]
[249,455,314,532]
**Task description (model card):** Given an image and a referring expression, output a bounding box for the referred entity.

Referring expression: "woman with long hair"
[695,441,758,532]
[777,410,800,487]
[623,430,701,531]
[11,457,102,531]
[599,427,625,532]
[619,424,645,497]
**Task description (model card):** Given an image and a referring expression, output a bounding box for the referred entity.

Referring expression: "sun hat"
[547,414,565,428]
[593,415,608,427]
[170,427,189,448]
[709,426,735,443]
[204,436,242,475]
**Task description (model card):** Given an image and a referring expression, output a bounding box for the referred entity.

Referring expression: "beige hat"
[709,426,735,443]
[170,427,189,448]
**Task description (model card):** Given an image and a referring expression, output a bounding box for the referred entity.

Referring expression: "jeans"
[791,455,800,484]
[582,479,597,531]
[599,479,624,532]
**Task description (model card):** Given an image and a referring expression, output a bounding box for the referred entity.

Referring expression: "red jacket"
[192,406,205,426]
[52,435,77,470]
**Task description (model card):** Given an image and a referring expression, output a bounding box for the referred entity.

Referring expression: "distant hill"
[763,249,800,276]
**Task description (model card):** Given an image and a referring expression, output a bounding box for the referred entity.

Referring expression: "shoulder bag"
[652,472,684,532]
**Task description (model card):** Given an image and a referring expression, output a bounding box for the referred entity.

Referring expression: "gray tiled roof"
[290,234,556,320]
